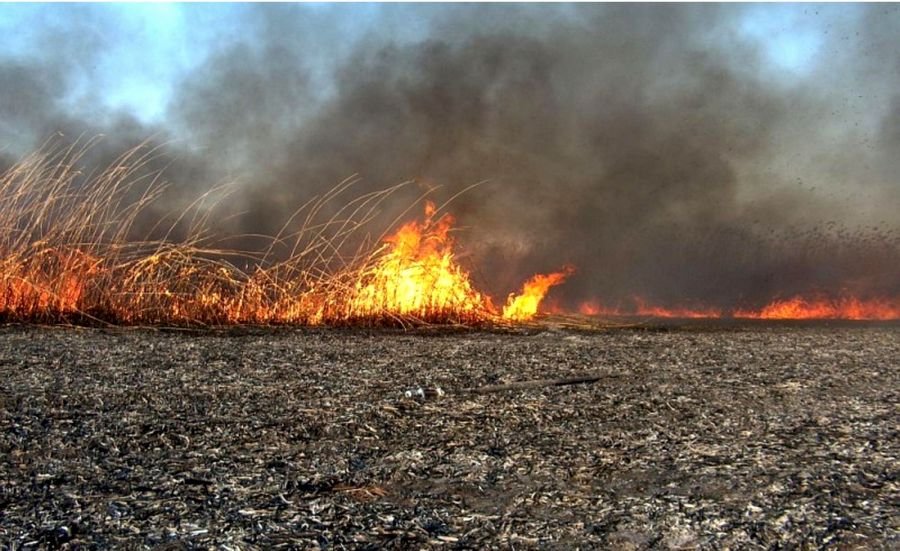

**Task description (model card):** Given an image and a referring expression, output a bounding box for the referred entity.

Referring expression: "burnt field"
[0,322,897,549]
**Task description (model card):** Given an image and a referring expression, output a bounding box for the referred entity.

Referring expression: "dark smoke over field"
[1,4,898,310]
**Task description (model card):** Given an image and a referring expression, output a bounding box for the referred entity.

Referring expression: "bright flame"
[347,202,492,322]
[346,201,568,323]
[0,193,569,326]
[0,249,99,320]
[5,142,900,327]
[502,267,574,321]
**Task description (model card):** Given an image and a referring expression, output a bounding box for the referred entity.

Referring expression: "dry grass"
[0,139,494,327]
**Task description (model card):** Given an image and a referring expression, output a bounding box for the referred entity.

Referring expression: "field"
[1,322,898,549]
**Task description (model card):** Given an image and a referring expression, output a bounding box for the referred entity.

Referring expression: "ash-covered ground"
[0,322,897,549]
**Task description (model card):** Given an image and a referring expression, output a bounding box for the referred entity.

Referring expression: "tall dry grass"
[0,138,463,326]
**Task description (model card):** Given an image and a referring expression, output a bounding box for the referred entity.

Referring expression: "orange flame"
[578,300,603,316]
[574,295,900,320]
[632,297,723,319]
[0,249,99,320]
[734,296,900,320]
[576,298,719,318]
[346,201,569,323]
[347,202,492,322]
[0,141,562,326]
[6,143,900,327]
[0,197,569,325]
[502,266,574,321]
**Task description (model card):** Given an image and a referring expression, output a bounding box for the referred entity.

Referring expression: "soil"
[1,322,897,549]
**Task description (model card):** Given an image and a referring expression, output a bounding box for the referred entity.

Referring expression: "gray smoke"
[1,4,898,309]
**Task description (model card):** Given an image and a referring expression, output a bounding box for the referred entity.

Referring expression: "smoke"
[1,4,898,308]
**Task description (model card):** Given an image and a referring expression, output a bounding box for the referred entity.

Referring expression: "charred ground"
[1,323,898,548]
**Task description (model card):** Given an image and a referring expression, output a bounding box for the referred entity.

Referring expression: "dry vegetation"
[0,140,499,327]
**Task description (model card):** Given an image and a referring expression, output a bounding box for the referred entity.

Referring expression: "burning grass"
[2,139,896,326]
[0,140,567,327]
[575,296,900,321]
[733,295,900,321]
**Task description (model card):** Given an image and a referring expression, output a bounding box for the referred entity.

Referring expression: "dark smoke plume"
[2,4,898,309]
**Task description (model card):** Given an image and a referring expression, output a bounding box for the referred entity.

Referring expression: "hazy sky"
[0,4,861,123]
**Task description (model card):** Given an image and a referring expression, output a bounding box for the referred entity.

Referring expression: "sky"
[1,3,390,123]
[0,3,850,124]
[0,3,897,308]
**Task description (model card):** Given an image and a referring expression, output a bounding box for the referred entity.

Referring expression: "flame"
[347,201,568,323]
[574,295,900,320]
[0,141,561,326]
[0,249,99,320]
[346,202,492,322]
[734,296,900,320]
[576,297,719,318]
[632,298,723,319]
[502,266,573,321]
[0,196,568,325]
[9,144,895,326]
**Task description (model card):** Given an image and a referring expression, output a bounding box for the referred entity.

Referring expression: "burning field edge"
[0,141,575,328]
[2,140,899,328]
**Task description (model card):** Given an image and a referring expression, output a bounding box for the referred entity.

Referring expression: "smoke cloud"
[1,4,898,309]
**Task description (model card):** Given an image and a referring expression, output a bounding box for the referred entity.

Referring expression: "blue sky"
[1,3,252,121]
[0,3,853,125]
[740,4,828,73]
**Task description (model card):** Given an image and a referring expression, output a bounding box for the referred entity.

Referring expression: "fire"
[632,298,723,319]
[734,295,900,320]
[347,202,492,322]
[502,267,574,321]
[0,248,99,320]
[4,142,896,326]
[347,201,569,323]
[0,148,568,326]
[576,297,720,318]
[575,295,900,321]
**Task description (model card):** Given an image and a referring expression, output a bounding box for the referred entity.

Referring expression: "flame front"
[0,139,571,326]
[575,295,900,320]
[347,202,492,322]
[0,176,568,326]
[344,201,568,323]
[734,296,900,320]
[0,249,99,320]
[10,144,896,326]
